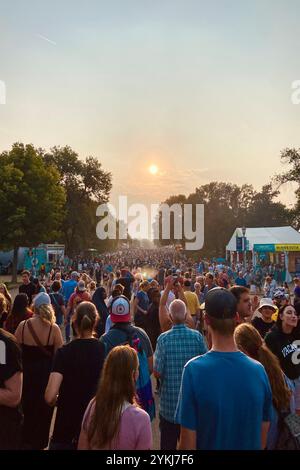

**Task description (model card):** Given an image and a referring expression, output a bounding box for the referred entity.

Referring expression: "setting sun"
[149,164,158,175]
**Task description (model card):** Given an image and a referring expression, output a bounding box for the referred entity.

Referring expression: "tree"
[276,148,300,229]
[43,146,112,255]
[154,181,292,258]
[0,143,66,282]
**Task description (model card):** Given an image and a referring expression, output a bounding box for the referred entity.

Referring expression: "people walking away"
[154,299,207,450]
[176,287,272,450]
[78,345,152,450]
[0,329,23,450]
[4,294,33,334]
[14,293,63,449]
[45,302,105,450]
[234,323,294,449]
[100,296,154,419]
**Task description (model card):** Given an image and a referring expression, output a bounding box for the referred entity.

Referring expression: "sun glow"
[149,164,158,175]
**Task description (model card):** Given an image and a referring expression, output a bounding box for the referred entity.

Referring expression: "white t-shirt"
[161,290,176,310]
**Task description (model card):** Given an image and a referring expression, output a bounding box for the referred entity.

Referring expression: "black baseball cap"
[205,287,237,319]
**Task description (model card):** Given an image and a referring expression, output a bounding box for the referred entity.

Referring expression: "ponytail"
[234,323,291,412]
[257,344,291,412]
[80,314,93,331]
[74,301,98,335]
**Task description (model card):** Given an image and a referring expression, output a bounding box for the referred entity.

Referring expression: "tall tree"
[0,143,66,281]
[43,146,112,255]
[154,181,292,258]
[276,148,300,229]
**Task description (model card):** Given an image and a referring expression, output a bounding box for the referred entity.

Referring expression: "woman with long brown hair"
[4,293,33,334]
[78,345,152,450]
[234,323,294,449]
[265,304,300,415]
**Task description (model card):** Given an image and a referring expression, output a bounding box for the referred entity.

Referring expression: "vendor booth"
[226,226,300,279]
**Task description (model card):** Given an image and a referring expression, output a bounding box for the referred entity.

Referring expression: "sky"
[1,0,300,217]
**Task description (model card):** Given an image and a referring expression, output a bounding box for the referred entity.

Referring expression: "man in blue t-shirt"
[62,271,79,305]
[176,287,272,450]
[235,271,247,287]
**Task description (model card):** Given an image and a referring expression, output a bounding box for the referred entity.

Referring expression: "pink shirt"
[79,400,152,450]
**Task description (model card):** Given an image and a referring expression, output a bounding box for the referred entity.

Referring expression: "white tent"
[226,226,300,252]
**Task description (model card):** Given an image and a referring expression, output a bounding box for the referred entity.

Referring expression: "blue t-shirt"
[62,279,77,302]
[136,290,149,311]
[235,277,247,287]
[175,351,272,450]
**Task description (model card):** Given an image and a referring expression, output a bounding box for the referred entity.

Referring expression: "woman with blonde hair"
[234,323,293,449]
[15,292,63,449]
[0,293,8,328]
[78,345,152,450]
[0,283,12,312]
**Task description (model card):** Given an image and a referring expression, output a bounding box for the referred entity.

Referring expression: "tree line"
[154,148,300,257]
[0,143,114,281]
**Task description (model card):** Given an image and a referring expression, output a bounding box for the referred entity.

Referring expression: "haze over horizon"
[1,0,300,210]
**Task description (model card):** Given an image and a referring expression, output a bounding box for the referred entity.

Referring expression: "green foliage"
[155,181,293,257]
[0,143,65,249]
[276,148,300,229]
[42,145,113,255]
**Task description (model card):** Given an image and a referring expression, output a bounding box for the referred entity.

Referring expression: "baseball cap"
[33,292,51,309]
[77,280,86,291]
[71,271,79,279]
[110,295,131,323]
[205,287,237,319]
[258,298,277,312]
[273,289,285,300]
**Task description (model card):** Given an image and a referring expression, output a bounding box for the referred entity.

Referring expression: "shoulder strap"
[22,319,27,343]
[46,324,53,345]
[26,320,52,357]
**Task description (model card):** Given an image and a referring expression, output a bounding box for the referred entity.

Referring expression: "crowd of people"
[0,247,300,451]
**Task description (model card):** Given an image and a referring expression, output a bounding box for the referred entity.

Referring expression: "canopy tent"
[226,226,300,252]
[226,226,300,281]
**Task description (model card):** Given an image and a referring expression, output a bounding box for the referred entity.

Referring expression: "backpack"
[49,293,63,325]
[275,411,300,450]
[105,324,155,421]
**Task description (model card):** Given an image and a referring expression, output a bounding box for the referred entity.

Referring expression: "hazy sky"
[1,0,300,212]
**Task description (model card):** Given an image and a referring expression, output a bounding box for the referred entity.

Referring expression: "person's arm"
[45,372,63,406]
[147,355,153,375]
[136,295,147,315]
[78,401,94,450]
[0,372,22,407]
[261,422,270,450]
[177,285,194,329]
[53,324,64,353]
[65,297,72,323]
[61,304,67,320]
[78,427,90,450]
[178,427,196,450]
[14,321,24,344]
[135,412,153,450]
[159,282,173,332]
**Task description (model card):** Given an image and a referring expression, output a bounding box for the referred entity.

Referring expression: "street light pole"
[242,226,246,270]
